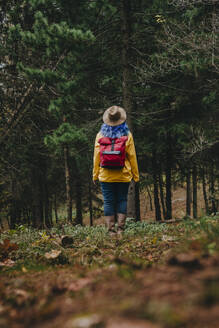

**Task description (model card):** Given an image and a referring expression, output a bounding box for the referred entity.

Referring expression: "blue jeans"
[100,182,130,216]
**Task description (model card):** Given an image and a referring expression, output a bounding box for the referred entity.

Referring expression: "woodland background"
[0,0,218,229]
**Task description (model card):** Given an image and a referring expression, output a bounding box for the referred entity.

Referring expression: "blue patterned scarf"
[100,122,130,138]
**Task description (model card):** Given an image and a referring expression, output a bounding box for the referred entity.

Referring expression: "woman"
[93,106,139,235]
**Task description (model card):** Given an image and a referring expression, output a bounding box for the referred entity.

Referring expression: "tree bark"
[210,162,216,214]
[88,178,93,226]
[0,216,3,229]
[9,177,17,229]
[159,172,166,219]
[192,164,198,219]
[146,185,153,211]
[202,167,209,215]
[64,144,73,223]
[121,0,140,220]
[186,166,192,217]
[152,150,162,221]
[54,193,59,224]
[32,171,43,228]
[127,181,136,218]
[121,0,132,128]
[75,178,83,225]
[43,174,51,228]
[73,158,83,225]
[135,182,141,221]
[165,133,172,220]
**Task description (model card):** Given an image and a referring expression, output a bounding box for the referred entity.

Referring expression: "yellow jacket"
[93,132,139,183]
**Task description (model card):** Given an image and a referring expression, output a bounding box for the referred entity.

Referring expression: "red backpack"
[98,136,128,169]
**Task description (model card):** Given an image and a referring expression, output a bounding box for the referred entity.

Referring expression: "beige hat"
[103,106,127,126]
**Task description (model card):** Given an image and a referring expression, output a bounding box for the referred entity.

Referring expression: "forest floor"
[0,216,219,328]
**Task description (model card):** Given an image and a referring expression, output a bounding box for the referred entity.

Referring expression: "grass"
[0,215,219,274]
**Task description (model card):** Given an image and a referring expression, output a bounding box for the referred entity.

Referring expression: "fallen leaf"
[152,237,157,244]
[0,259,16,267]
[147,255,153,262]
[45,250,61,259]
[162,235,175,242]
[21,266,28,273]
[14,289,29,298]
[0,239,19,260]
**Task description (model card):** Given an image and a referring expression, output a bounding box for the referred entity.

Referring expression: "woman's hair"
[100,122,130,138]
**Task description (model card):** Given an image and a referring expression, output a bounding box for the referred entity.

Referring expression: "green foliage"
[44,123,87,152]
[202,91,217,105]
[184,7,201,22]
[124,218,169,236]
[1,215,218,272]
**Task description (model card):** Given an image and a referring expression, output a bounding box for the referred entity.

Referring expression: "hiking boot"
[117,213,126,235]
[105,215,116,235]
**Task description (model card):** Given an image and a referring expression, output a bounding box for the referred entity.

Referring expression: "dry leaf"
[0,259,16,267]
[0,239,19,260]
[21,266,28,273]
[45,250,61,259]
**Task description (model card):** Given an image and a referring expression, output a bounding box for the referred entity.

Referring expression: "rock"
[61,235,74,247]
[65,314,105,328]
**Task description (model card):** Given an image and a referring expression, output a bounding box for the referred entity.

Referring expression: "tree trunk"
[158,172,166,219]
[165,134,172,220]
[88,178,93,226]
[121,0,132,128]
[43,176,51,228]
[54,193,59,224]
[192,164,198,219]
[146,185,153,211]
[64,144,73,223]
[127,181,136,218]
[32,187,43,228]
[210,162,216,214]
[0,216,3,229]
[121,0,139,220]
[202,167,209,215]
[152,150,161,221]
[48,200,53,227]
[9,177,17,229]
[135,182,141,221]
[75,178,83,225]
[186,166,192,217]
[31,168,43,228]
[73,158,83,225]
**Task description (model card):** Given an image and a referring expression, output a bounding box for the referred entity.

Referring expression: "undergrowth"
[0,215,219,273]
